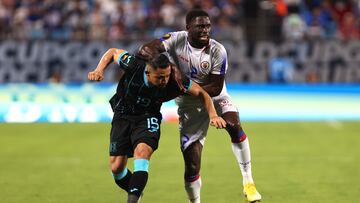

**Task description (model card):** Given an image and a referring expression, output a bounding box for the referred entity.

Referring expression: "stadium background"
[1,0,359,203]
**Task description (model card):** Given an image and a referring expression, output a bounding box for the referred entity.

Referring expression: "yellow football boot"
[243,183,262,202]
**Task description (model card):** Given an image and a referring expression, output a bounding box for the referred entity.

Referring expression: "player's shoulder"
[170,30,188,38]
[209,38,227,56]
[161,31,187,41]
[118,51,144,70]
[118,51,134,63]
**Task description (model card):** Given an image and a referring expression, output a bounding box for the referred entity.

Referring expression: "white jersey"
[161,31,237,151]
[161,31,229,106]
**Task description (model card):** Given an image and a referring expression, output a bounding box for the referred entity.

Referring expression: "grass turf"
[0,122,359,203]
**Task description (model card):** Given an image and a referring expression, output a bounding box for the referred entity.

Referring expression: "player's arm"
[200,74,225,97]
[138,39,166,61]
[187,82,227,129]
[88,48,126,81]
[201,45,228,97]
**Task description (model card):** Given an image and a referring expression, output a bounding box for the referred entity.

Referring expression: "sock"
[231,135,254,185]
[184,175,201,203]
[128,159,149,200]
[112,168,133,192]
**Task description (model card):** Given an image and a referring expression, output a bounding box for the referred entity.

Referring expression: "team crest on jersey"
[200,61,210,70]
[162,33,171,40]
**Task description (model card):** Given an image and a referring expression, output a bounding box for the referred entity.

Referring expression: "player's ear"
[186,24,190,30]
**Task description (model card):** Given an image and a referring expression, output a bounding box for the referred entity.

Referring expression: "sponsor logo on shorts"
[130,188,138,193]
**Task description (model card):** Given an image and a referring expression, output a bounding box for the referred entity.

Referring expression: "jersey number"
[147,117,159,132]
[190,67,198,78]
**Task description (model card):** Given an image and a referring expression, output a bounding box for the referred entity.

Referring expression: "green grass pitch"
[1,122,359,203]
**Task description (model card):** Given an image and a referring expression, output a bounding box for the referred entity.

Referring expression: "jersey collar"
[187,40,210,53]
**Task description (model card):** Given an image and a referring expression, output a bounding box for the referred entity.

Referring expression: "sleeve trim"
[185,79,192,93]
[116,51,128,65]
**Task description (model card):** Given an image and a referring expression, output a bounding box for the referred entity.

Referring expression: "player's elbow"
[107,48,121,58]
[107,48,118,54]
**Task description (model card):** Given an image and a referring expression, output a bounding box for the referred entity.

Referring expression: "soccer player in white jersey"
[139,9,262,202]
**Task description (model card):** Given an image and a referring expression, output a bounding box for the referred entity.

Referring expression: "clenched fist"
[88,69,104,81]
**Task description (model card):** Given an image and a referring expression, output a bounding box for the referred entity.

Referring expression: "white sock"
[185,176,201,203]
[231,137,254,185]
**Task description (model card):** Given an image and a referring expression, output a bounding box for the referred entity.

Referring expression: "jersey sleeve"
[211,45,228,75]
[172,76,192,95]
[115,51,137,72]
[160,31,187,52]
[182,77,192,93]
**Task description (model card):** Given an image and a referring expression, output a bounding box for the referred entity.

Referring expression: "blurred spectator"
[282,11,306,41]
[66,0,88,41]
[269,53,295,83]
[0,0,359,42]
[331,0,352,26]
[160,0,181,27]
[302,0,337,39]
[89,2,107,40]
[212,15,243,41]
[274,0,288,17]
[339,12,359,40]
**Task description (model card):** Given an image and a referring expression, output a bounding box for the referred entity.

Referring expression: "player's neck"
[188,39,208,49]
[188,41,207,51]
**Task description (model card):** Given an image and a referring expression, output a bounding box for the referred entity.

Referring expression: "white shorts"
[176,94,238,151]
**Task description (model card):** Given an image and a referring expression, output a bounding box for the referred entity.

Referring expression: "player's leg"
[183,141,203,203]
[127,143,154,203]
[223,112,253,184]
[109,117,134,193]
[222,111,261,202]
[127,115,161,203]
[110,155,132,192]
[178,105,209,203]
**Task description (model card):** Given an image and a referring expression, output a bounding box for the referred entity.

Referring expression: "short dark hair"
[186,9,209,25]
[150,53,171,70]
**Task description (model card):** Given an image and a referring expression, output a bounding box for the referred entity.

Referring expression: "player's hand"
[209,116,227,129]
[138,45,157,61]
[171,64,186,92]
[88,69,104,81]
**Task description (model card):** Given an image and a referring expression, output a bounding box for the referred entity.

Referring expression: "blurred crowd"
[0,0,359,42]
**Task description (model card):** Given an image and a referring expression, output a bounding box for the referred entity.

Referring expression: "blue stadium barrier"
[0,83,359,122]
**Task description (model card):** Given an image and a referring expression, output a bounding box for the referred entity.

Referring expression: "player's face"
[147,65,171,88]
[187,16,211,48]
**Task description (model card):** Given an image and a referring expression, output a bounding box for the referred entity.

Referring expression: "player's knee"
[224,118,246,143]
[109,156,127,173]
[223,112,240,131]
[134,143,153,159]
[183,143,202,176]
[230,129,247,143]
[110,162,125,174]
[185,161,200,176]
